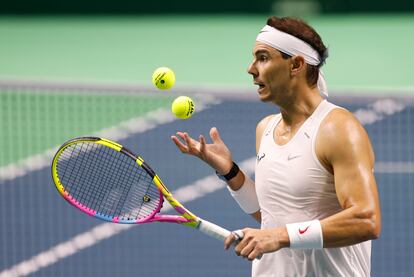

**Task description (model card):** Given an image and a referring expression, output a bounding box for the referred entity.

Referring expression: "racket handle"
[198,220,262,259]
[197,218,232,241]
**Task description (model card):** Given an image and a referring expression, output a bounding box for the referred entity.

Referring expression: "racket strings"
[123,163,160,218]
[56,142,161,221]
[59,143,117,213]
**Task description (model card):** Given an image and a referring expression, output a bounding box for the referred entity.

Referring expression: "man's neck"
[278,88,323,127]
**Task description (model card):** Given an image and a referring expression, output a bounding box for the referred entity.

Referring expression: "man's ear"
[290,56,306,75]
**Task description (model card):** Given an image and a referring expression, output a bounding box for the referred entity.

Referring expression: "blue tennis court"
[1,93,413,276]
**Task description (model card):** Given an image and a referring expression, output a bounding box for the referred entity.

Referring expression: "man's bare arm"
[317,109,381,247]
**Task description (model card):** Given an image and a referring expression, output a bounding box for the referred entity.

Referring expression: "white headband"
[256,25,328,97]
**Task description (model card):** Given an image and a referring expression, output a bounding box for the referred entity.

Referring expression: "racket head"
[51,137,165,224]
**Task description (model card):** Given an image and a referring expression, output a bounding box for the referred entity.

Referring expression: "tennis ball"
[152,67,175,90]
[171,96,195,119]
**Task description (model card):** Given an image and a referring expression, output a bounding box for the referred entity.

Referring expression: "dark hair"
[266,16,328,87]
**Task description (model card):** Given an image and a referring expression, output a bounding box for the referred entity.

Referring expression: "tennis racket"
[51,136,241,243]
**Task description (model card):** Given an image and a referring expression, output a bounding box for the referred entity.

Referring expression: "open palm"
[171,127,233,174]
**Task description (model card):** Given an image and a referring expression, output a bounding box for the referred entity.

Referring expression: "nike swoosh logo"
[299,226,310,234]
[257,153,266,162]
[287,154,301,161]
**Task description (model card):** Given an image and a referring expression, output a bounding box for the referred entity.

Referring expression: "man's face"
[247,42,291,103]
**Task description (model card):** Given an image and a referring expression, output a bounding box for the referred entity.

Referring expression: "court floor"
[0,94,413,276]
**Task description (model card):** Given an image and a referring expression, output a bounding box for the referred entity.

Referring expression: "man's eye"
[259,55,268,61]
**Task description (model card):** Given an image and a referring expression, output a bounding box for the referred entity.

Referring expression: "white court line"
[375,162,414,174]
[0,158,256,277]
[353,98,405,125]
[0,97,412,276]
[0,95,219,183]
[352,98,414,173]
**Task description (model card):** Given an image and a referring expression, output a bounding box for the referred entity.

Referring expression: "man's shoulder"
[255,114,279,152]
[318,106,369,152]
[320,103,362,131]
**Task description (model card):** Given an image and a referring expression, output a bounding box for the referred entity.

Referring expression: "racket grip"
[197,218,232,241]
[198,220,262,260]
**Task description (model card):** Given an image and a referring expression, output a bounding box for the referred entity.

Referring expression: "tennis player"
[171,16,381,276]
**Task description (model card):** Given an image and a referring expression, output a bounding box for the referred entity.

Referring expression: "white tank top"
[252,100,371,277]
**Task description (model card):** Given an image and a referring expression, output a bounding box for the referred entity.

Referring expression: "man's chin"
[257,92,272,102]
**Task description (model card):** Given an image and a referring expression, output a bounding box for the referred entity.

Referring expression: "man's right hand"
[171,127,233,174]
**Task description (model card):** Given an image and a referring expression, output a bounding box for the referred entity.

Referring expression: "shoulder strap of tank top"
[262,114,281,137]
[304,100,342,139]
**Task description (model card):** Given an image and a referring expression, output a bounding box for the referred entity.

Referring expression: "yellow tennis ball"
[171,96,195,119]
[152,67,175,90]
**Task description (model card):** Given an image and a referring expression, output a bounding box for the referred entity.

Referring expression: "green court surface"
[0,14,413,91]
[0,91,174,166]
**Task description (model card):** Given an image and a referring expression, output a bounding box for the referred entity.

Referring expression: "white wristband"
[286,220,323,249]
[227,173,260,214]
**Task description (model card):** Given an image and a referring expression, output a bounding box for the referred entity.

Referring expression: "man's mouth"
[254,82,265,92]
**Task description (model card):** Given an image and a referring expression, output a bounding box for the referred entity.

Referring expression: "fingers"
[232,229,263,261]
[240,241,255,259]
[224,232,238,250]
[183,132,192,148]
[247,250,262,261]
[171,132,199,154]
[210,127,223,144]
[171,135,188,153]
[240,238,263,261]
[233,229,248,256]
[199,134,206,153]
[175,131,190,142]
